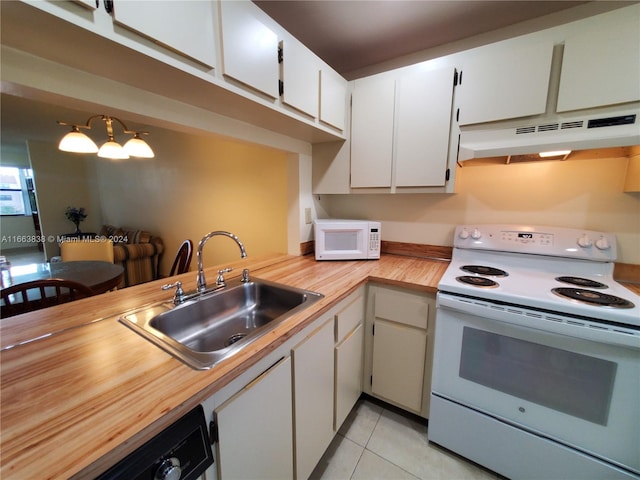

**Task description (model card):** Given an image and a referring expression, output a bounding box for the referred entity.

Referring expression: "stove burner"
[456,276,499,288]
[461,265,508,277]
[556,276,608,289]
[551,288,635,309]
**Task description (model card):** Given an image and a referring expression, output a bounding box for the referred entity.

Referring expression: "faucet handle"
[241,268,250,283]
[216,267,233,286]
[162,281,185,305]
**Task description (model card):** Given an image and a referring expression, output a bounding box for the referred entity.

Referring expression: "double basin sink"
[120,278,323,370]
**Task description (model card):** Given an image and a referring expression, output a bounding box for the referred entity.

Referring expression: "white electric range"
[429,224,640,480]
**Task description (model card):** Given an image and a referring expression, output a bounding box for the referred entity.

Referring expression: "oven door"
[432,292,640,474]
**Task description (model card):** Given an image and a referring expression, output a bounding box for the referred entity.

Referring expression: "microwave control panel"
[369,227,381,255]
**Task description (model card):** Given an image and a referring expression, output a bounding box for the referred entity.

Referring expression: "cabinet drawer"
[336,293,365,341]
[374,289,429,329]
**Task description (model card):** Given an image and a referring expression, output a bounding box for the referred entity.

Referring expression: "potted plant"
[65,206,87,234]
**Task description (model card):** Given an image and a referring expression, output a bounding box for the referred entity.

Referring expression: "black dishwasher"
[95,405,214,480]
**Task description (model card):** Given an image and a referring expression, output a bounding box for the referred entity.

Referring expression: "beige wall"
[93,128,288,275]
[322,152,640,264]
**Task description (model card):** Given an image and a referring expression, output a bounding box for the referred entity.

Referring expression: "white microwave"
[314,219,381,261]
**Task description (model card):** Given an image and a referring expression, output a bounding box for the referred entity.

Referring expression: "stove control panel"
[500,230,553,246]
[454,225,617,261]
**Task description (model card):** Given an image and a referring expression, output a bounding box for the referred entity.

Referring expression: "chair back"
[169,239,193,276]
[1,278,95,318]
[60,239,114,263]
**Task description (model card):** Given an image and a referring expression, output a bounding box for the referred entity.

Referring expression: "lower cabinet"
[207,287,365,480]
[334,293,365,429]
[292,318,335,480]
[364,284,435,418]
[214,356,293,480]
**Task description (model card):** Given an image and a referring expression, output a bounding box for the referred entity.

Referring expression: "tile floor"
[310,396,502,480]
[2,246,46,266]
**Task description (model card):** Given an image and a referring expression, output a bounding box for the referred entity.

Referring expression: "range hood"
[458,105,640,161]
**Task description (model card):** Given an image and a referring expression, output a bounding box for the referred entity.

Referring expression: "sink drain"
[225,333,247,347]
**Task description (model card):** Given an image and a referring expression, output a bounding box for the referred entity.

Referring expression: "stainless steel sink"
[119,278,323,369]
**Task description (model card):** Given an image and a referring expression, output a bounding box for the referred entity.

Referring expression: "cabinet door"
[350,74,395,187]
[457,40,553,125]
[220,1,279,98]
[371,320,427,413]
[395,66,455,187]
[557,11,640,112]
[335,323,364,429]
[112,0,217,68]
[215,356,293,480]
[282,38,320,118]
[292,319,335,480]
[320,66,348,130]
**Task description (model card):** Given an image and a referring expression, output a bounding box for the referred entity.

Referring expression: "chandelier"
[57,115,154,159]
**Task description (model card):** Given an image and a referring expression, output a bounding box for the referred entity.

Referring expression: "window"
[0,167,33,216]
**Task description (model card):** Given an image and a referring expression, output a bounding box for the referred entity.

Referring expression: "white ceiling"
[253,0,590,77]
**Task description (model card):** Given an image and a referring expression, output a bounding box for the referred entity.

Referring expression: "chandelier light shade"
[57,114,155,160]
[98,140,129,159]
[123,133,155,158]
[58,126,99,153]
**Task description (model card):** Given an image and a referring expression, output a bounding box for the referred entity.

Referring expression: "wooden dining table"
[6,261,124,294]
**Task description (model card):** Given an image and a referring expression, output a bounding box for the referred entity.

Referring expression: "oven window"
[459,327,616,425]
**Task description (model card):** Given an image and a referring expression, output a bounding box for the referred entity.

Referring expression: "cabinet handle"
[104,0,113,13]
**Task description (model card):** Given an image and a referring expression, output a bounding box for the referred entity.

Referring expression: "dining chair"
[60,239,115,263]
[1,278,95,318]
[169,239,193,276]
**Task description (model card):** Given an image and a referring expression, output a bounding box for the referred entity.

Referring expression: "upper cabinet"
[281,38,320,117]
[219,0,279,98]
[394,67,456,187]
[351,74,396,188]
[113,0,217,68]
[4,0,347,145]
[350,65,456,189]
[456,40,554,126]
[556,12,640,112]
[320,66,348,131]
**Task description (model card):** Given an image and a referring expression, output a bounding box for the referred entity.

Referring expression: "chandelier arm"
[57,114,104,130]
[107,115,149,135]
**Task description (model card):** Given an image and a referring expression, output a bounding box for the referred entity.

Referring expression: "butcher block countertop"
[0,253,448,480]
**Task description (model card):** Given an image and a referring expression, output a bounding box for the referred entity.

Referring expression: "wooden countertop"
[0,253,448,479]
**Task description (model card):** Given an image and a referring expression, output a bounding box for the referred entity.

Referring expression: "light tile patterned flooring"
[2,246,46,266]
[310,397,502,480]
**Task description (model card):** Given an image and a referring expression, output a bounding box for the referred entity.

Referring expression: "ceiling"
[254,0,590,77]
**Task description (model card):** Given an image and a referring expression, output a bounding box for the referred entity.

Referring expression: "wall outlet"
[304,208,312,224]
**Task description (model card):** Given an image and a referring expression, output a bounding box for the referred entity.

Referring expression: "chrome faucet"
[196,231,247,292]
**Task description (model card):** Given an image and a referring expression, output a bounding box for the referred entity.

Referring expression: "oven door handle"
[437,293,640,350]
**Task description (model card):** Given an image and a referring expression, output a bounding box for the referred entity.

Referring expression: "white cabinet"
[350,66,455,189]
[219,0,280,98]
[292,288,364,480]
[292,318,335,480]
[557,10,640,112]
[365,285,435,417]
[456,40,553,125]
[334,292,365,429]
[320,66,348,131]
[351,74,396,187]
[335,323,364,428]
[281,38,320,118]
[394,67,455,187]
[112,0,217,68]
[214,356,293,480]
